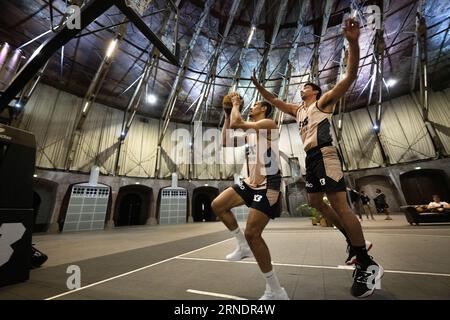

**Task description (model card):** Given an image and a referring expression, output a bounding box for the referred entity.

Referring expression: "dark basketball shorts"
[305,145,346,194]
[232,181,281,219]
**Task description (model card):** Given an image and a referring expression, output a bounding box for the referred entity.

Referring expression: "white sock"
[230,228,248,248]
[263,270,282,292]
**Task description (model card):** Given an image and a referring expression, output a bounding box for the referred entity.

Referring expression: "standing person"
[347,187,362,220]
[251,18,383,297]
[211,93,289,300]
[374,189,392,220]
[360,190,376,220]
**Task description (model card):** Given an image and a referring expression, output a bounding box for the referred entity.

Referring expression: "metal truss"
[0,0,180,113]
[154,0,216,178]
[274,0,310,126]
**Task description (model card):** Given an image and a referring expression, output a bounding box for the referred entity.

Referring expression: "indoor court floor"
[1,214,450,300]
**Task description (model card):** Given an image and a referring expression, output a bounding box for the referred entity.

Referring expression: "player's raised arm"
[229,93,277,131]
[318,18,360,112]
[251,70,299,117]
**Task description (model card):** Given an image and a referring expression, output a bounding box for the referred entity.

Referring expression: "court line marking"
[264,231,450,238]
[176,256,450,278]
[186,289,247,300]
[176,256,340,270]
[45,238,233,300]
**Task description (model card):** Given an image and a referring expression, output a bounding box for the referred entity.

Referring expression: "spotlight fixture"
[147,94,157,104]
[246,26,256,47]
[106,39,118,58]
[386,79,397,87]
[82,102,89,113]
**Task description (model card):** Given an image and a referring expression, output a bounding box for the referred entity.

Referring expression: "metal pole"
[415,5,445,157]
[115,0,182,176]
[113,54,158,175]
[410,0,424,92]
[242,0,289,113]
[369,0,389,165]
[0,0,116,111]
[65,21,128,170]
[157,0,215,144]
[180,0,241,179]
[12,61,50,126]
[274,0,310,125]
[310,0,333,84]
[154,0,215,178]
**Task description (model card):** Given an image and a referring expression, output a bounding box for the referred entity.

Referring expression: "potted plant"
[311,209,321,226]
[296,203,321,225]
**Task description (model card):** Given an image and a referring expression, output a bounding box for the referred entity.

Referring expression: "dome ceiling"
[0,0,449,125]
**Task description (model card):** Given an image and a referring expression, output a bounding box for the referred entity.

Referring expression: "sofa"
[401,205,450,225]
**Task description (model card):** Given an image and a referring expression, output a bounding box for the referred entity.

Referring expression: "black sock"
[352,246,372,264]
[339,228,351,245]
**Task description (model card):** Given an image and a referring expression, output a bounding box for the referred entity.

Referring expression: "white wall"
[17,83,450,178]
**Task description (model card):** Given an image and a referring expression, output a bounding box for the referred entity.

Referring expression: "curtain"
[15,83,450,176]
[336,108,384,170]
[374,94,435,163]
[195,125,221,179]
[428,89,450,155]
[119,117,159,177]
[18,83,79,169]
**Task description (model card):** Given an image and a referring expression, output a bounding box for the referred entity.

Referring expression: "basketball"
[222,94,244,111]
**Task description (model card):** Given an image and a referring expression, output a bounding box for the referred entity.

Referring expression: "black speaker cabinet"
[0,209,33,286]
[0,124,36,287]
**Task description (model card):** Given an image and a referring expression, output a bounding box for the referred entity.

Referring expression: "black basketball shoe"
[351,259,384,298]
[31,245,48,269]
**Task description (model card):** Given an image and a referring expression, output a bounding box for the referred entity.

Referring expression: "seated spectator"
[427,195,450,212]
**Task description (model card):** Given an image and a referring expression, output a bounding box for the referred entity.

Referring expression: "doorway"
[192,186,219,222]
[114,185,152,226]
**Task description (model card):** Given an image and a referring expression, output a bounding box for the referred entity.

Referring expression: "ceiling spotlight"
[246,26,256,47]
[15,102,22,108]
[373,124,379,130]
[147,94,157,104]
[106,39,118,58]
[33,174,38,178]
[135,182,140,184]
[415,167,421,170]
[120,131,125,137]
[82,102,89,113]
[386,79,397,87]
